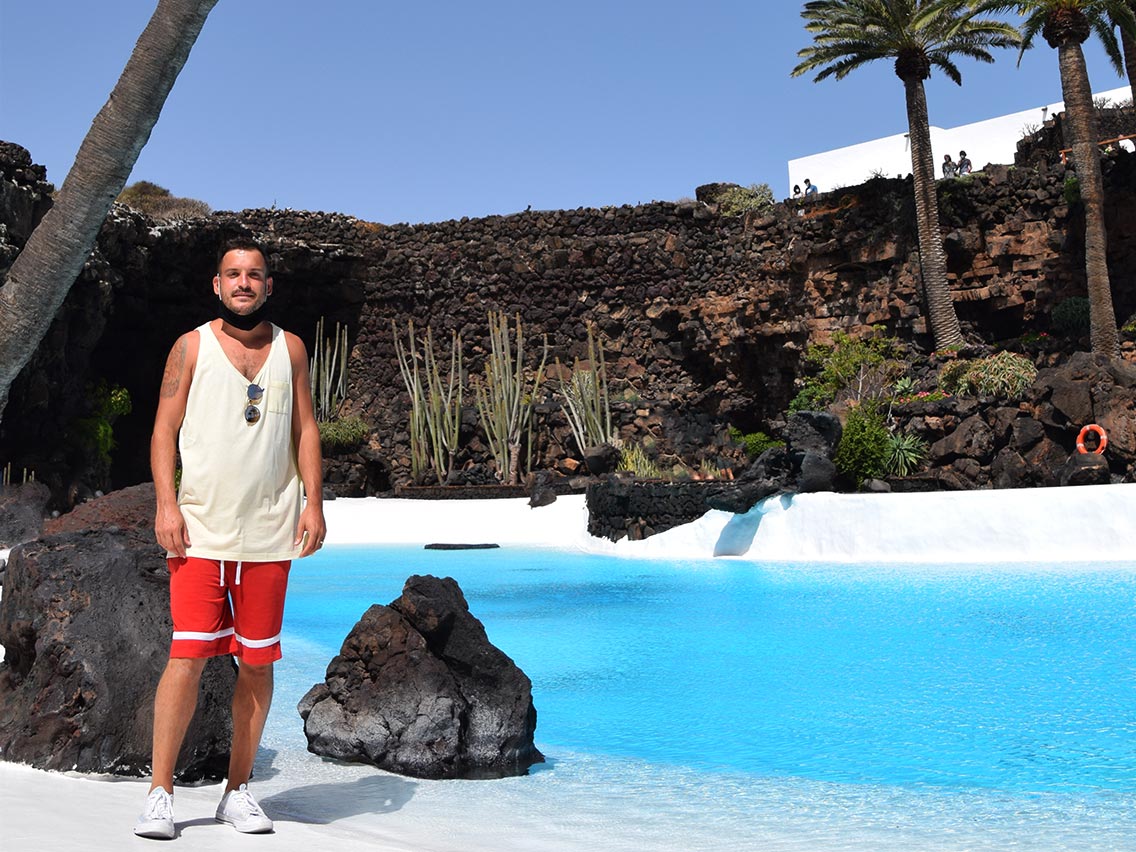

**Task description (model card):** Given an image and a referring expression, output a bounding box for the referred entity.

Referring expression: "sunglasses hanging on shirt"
[245,383,264,424]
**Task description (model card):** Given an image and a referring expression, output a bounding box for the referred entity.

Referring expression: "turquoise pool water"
[273,546,1136,796]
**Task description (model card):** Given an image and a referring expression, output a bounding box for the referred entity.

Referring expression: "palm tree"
[792,0,1020,351]
[0,0,219,425]
[990,1,1136,357]
[1119,1,1136,102]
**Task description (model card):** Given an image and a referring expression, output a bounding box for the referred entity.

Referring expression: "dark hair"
[216,236,270,275]
[959,150,967,157]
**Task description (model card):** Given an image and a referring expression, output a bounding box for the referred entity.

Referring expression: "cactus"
[555,322,616,454]
[309,317,349,423]
[2,462,35,490]
[471,311,548,485]
[392,321,463,485]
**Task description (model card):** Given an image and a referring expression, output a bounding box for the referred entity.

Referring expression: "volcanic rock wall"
[2,139,1135,500]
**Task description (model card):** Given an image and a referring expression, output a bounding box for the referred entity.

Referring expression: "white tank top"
[176,322,302,561]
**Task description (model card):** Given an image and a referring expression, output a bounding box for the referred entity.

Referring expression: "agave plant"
[892,376,918,398]
[954,350,1038,399]
[886,431,930,476]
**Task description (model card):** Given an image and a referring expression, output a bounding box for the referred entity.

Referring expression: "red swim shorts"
[167,557,291,664]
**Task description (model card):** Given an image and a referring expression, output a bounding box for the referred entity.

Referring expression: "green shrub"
[790,330,903,413]
[718,183,775,217]
[728,426,783,459]
[885,432,928,477]
[117,180,210,220]
[788,383,833,414]
[937,358,974,395]
[943,351,1037,400]
[1063,174,1081,205]
[894,389,950,404]
[834,405,890,487]
[319,416,369,454]
[1050,297,1091,338]
[1018,330,1051,346]
[71,381,132,478]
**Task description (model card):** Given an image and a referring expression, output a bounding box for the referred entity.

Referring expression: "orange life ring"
[1076,424,1108,454]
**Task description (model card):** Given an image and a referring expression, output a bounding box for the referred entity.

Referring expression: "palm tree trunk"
[0,0,219,425]
[1058,42,1120,357]
[903,77,963,350]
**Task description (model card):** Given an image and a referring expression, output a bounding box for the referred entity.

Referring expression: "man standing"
[135,237,326,839]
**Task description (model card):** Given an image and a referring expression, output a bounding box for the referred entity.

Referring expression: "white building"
[787,85,1130,196]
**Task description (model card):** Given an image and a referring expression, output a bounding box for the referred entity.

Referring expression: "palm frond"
[932,54,965,83]
[794,0,1021,83]
[1089,13,1125,73]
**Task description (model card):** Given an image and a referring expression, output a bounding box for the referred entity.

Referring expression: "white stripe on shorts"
[172,627,235,642]
[235,631,281,649]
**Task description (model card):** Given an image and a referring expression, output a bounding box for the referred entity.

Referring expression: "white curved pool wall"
[323,482,1136,563]
[703,484,1135,563]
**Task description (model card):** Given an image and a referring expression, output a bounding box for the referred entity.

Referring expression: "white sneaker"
[134,786,175,839]
[215,783,273,833]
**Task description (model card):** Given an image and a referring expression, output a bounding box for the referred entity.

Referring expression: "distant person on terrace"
[803,178,818,199]
[942,154,957,178]
[958,151,972,174]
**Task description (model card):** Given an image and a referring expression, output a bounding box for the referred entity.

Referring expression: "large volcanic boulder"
[0,485,235,780]
[0,481,49,550]
[298,574,543,779]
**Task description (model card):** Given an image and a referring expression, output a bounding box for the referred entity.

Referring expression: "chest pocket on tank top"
[267,381,291,415]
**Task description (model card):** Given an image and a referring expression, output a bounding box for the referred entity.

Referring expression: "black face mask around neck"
[218,299,271,331]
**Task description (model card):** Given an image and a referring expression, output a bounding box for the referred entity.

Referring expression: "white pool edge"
[320,482,1136,565]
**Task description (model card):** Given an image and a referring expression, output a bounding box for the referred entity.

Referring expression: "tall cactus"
[309,316,348,423]
[555,322,615,453]
[472,311,548,485]
[392,321,464,485]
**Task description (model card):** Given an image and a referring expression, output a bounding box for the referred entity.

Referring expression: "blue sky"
[0,1,1127,225]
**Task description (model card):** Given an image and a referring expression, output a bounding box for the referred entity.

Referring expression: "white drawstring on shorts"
[219,560,244,586]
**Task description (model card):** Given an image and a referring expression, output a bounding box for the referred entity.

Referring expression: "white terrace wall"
[786,85,1129,198]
